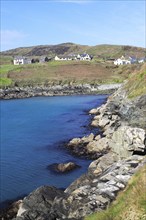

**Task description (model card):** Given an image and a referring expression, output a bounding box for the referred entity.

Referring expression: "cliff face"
[2,65,146,220]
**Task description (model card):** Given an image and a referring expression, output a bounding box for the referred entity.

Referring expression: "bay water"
[0,95,108,207]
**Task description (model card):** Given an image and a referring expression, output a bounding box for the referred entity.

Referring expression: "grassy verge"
[125,63,146,98]
[85,164,146,220]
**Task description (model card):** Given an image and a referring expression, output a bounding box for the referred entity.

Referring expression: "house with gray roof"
[54,53,92,61]
[13,56,32,65]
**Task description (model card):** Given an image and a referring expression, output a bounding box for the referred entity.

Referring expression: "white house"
[138,58,146,63]
[114,58,124,65]
[55,56,61,61]
[114,56,132,65]
[77,54,81,60]
[55,53,92,61]
[13,56,31,65]
[55,55,68,61]
[80,53,92,61]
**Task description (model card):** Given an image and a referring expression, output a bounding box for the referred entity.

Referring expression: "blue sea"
[0,95,108,208]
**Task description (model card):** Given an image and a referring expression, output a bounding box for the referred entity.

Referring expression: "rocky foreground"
[1,83,146,220]
[0,83,121,99]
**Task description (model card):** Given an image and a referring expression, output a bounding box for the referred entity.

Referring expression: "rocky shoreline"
[1,83,146,220]
[0,83,121,99]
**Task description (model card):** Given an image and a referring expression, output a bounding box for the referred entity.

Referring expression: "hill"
[1,43,146,65]
[1,43,89,58]
[87,44,146,59]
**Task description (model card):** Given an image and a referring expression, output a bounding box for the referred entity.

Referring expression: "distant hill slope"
[87,44,146,58]
[1,43,146,59]
[1,43,89,57]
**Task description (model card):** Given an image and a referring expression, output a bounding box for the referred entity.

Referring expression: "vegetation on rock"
[85,165,146,220]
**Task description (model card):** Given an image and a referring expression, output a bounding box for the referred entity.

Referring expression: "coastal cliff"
[1,64,146,220]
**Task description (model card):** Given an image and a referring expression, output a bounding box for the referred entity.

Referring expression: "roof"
[56,55,74,59]
[81,53,90,57]
[14,56,25,59]
[14,56,31,60]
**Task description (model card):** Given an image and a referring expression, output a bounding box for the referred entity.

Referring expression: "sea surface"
[0,95,108,208]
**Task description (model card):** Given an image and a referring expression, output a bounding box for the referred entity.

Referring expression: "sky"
[1,0,146,51]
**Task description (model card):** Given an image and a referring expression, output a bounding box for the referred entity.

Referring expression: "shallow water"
[0,95,108,207]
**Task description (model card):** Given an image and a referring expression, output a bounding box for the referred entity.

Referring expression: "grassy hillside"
[1,43,145,65]
[125,63,146,98]
[1,43,89,57]
[85,164,146,220]
[86,44,146,59]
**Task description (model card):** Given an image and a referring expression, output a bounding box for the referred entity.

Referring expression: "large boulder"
[109,126,146,158]
[89,108,100,115]
[86,137,109,153]
[68,137,82,146]
[51,162,80,173]
[15,186,65,220]
[81,133,94,143]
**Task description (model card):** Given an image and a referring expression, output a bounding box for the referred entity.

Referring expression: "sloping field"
[0,60,144,88]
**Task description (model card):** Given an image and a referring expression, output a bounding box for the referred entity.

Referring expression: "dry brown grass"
[1,60,145,87]
[7,61,116,86]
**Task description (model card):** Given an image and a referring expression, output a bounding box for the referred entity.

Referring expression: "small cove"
[0,95,108,208]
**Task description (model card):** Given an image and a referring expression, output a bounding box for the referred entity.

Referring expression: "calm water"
[0,95,108,207]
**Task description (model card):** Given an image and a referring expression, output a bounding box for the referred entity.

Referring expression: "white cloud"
[0,30,28,51]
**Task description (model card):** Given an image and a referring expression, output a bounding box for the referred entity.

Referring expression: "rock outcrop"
[8,82,146,220]
[89,87,146,159]
[13,155,146,220]
[0,83,121,100]
[15,186,64,220]
[67,133,109,159]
